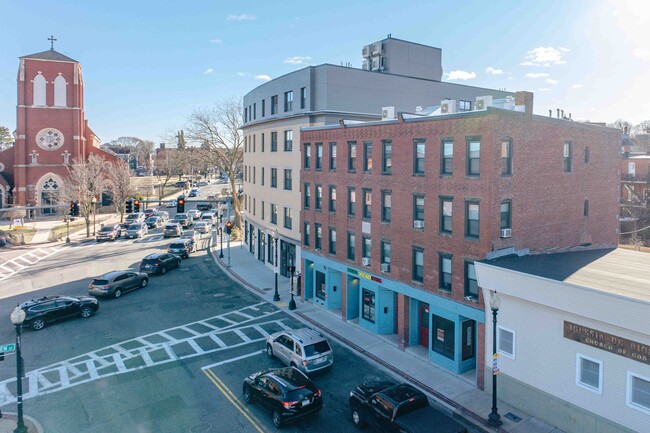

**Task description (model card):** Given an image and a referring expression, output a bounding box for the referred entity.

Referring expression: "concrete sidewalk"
[211,240,564,433]
[0,413,43,433]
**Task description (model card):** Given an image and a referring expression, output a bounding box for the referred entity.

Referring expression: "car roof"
[265,367,311,390]
[22,295,75,307]
[143,253,165,259]
[279,328,327,345]
[146,216,159,220]
[96,270,129,279]
[380,384,427,405]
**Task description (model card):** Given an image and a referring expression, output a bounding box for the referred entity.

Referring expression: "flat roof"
[482,248,650,302]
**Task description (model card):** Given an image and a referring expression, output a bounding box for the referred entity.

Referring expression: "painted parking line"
[203,367,268,433]
[0,247,63,281]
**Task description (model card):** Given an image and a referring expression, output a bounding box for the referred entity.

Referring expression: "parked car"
[194,221,212,234]
[125,212,145,223]
[348,381,467,433]
[155,210,169,222]
[181,230,200,245]
[163,223,183,238]
[242,367,323,428]
[145,216,161,229]
[173,213,192,228]
[126,223,148,239]
[88,270,149,298]
[143,208,157,218]
[198,181,209,186]
[175,180,187,188]
[196,202,212,211]
[201,212,217,224]
[19,295,99,331]
[167,239,194,258]
[187,209,202,220]
[96,224,122,242]
[118,222,131,235]
[266,328,333,374]
[165,200,176,208]
[139,253,181,275]
[0,235,6,246]
[189,189,200,197]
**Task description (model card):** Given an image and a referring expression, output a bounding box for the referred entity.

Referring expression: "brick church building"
[0,40,116,211]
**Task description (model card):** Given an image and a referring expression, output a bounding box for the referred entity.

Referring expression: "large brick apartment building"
[300,91,621,387]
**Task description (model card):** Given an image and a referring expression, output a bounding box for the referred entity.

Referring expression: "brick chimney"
[515,91,534,119]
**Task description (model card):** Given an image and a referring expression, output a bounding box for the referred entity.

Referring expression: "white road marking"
[0,246,64,281]
[234,329,252,342]
[209,334,227,348]
[201,350,265,370]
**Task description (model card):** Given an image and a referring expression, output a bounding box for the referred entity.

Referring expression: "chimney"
[549,109,552,117]
[561,109,565,119]
[515,91,534,119]
[556,108,560,119]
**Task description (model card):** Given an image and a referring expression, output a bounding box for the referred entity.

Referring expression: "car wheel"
[243,386,253,404]
[114,289,122,299]
[80,307,94,318]
[161,266,167,275]
[31,319,46,331]
[266,344,274,358]
[141,278,149,288]
[272,410,283,428]
[351,407,365,428]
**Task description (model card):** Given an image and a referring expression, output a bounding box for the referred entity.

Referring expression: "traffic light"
[134,199,141,213]
[225,221,233,235]
[69,201,75,216]
[176,198,185,213]
[126,199,133,213]
[73,201,80,216]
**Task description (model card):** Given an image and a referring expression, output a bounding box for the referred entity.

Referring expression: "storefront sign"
[564,321,650,366]
[347,268,382,283]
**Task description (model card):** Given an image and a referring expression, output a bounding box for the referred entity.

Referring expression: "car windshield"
[99,227,114,232]
[91,279,109,285]
[169,243,186,249]
[128,225,141,230]
[165,225,178,229]
[304,340,331,356]
[126,214,138,219]
[141,258,159,265]
[146,217,157,221]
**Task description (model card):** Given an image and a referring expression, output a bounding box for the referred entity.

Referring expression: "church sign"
[564,321,650,365]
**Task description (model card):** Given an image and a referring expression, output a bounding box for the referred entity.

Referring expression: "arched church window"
[33,73,46,106]
[41,177,60,215]
[54,75,67,107]
[31,151,39,164]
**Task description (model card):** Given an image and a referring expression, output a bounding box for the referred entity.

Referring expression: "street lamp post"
[65,216,70,243]
[10,306,28,433]
[288,265,296,310]
[273,229,280,302]
[91,196,97,236]
[488,291,502,427]
[219,227,224,258]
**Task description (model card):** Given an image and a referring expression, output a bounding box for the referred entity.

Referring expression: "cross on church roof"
[48,35,57,50]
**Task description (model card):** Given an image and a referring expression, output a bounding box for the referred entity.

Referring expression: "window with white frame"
[627,371,650,414]
[497,326,515,359]
[575,354,603,394]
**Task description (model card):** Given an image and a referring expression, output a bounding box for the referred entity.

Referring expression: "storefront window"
[315,271,326,300]
[432,315,455,360]
[362,288,375,323]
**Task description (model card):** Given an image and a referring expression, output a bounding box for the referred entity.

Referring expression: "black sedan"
[242,367,323,428]
[19,295,99,331]
[139,253,181,275]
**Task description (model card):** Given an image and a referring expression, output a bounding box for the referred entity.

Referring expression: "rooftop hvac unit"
[380,263,390,273]
[362,257,371,267]
[440,100,457,114]
[500,228,512,238]
[372,42,382,55]
[382,106,395,120]
[362,45,371,58]
[371,57,380,71]
[362,60,370,71]
[475,96,493,110]
[413,220,424,229]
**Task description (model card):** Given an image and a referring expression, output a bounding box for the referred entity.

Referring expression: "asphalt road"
[0,200,398,432]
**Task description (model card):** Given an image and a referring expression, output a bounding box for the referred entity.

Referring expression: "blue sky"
[1,0,647,144]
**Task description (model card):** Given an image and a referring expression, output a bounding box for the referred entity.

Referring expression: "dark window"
[271,204,277,224]
[501,139,512,175]
[464,262,478,298]
[466,201,479,238]
[261,200,265,219]
[303,222,310,246]
[363,189,372,219]
[329,228,336,254]
[413,194,425,223]
[262,99,265,117]
[284,91,293,112]
[348,141,357,171]
[304,144,311,169]
[584,200,589,217]
[270,168,277,188]
[284,130,293,151]
[432,315,455,360]
[304,184,310,209]
[382,140,392,174]
[413,247,424,282]
[363,141,372,172]
[271,95,278,114]
[261,167,265,186]
[439,255,452,292]
[347,232,356,260]
[261,133,265,152]
[381,240,391,265]
[363,236,371,258]
[253,103,256,120]
[500,201,511,229]
[467,139,480,176]
[271,132,277,152]
[300,87,307,109]
[315,223,322,250]
[362,288,375,323]
[564,141,572,172]
[283,169,292,190]
[381,190,391,223]
[315,185,322,210]
[441,139,453,175]
[244,107,248,122]
[440,198,453,234]
[348,187,356,216]
[585,146,590,163]
[284,207,292,229]
[459,100,471,112]
[329,143,337,171]
[316,143,323,170]
[414,139,425,175]
[329,186,336,212]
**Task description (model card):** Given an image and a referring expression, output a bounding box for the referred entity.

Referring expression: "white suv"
[266,328,333,374]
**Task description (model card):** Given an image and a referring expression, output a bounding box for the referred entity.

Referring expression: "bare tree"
[607,119,633,133]
[62,154,109,237]
[106,159,134,222]
[186,97,243,226]
[0,126,14,151]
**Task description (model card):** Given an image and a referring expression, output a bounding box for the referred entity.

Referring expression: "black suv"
[19,295,99,331]
[242,367,323,427]
[139,253,181,275]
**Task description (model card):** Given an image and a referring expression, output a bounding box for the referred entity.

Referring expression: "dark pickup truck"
[349,381,467,433]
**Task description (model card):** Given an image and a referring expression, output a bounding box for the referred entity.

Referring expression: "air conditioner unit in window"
[475,96,493,110]
[413,220,424,229]
[500,228,512,238]
[372,42,382,55]
[382,106,395,120]
[362,257,371,267]
[362,45,371,58]
[440,100,457,114]
[380,263,390,273]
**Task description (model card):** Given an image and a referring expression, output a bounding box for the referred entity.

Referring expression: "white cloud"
[545,79,558,84]
[227,14,255,21]
[485,66,503,75]
[203,68,214,75]
[525,72,549,78]
[254,74,271,81]
[633,48,650,60]
[571,83,584,89]
[209,38,223,44]
[237,72,249,77]
[284,56,311,65]
[537,87,551,92]
[447,70,476,80]
[522,46,569,67]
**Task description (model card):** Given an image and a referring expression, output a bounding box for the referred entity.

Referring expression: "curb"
[0,412,44,433]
